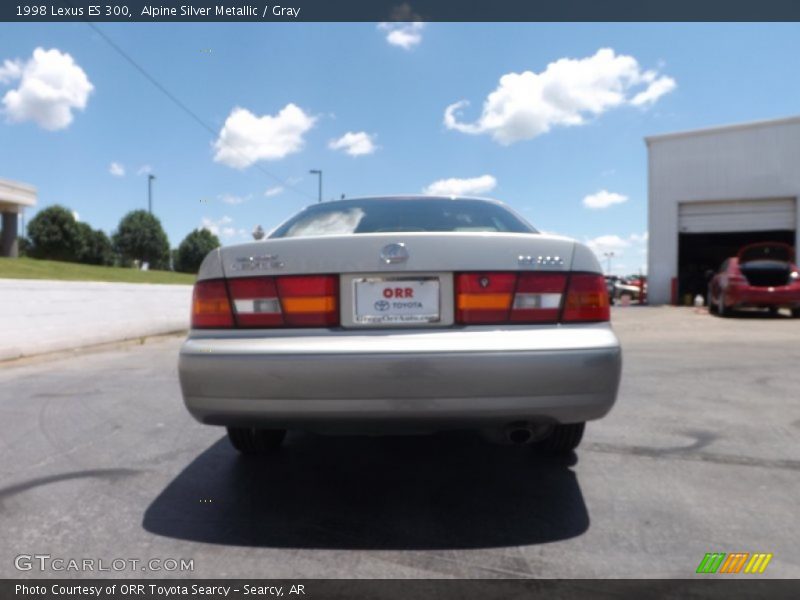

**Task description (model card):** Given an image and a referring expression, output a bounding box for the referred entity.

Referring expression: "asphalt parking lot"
[1,306,799,578]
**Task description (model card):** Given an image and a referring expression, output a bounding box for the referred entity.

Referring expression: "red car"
[708,242,800,317]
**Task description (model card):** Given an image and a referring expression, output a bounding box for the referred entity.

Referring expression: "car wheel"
[707,291,717,314]
[768,306,779,317]
[536,422,585,455]
[718,292,729,317]
[792,308,800,318]
[226,427,286,455]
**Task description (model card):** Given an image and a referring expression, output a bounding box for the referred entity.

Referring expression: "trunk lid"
[218,232,579,278]
[737,243,794,287]
[738,242,794,264]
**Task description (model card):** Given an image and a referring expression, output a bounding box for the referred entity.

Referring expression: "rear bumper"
[178,324,622,432]
[727,285,800,307]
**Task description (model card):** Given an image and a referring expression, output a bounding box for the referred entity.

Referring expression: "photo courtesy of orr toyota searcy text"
[15,584,303,597]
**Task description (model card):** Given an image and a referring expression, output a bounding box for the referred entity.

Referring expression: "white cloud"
[200,215,234,236]
[586,234,630,255]
[137,165,152,176]
[328,131,377,156]
[583,189,628,209]
[0,48,93,131]
[586,231,649,274]
[423,174,497,196]
[219,193,250,205]
[0,59,22,83]
[109,162,125,177]
[199,218,252,243]
[71,211,80,222]
[213,104,316,169]
[631,75,676,107]
[629,232,649,244]
[443,48,676,145]
[264,185,284,197]
[377,22,424,50]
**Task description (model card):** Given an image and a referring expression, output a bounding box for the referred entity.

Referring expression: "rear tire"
[536,422,585,455]
[768,306,779,317]
[227,427,286,455]
[707,291,717,314]
[792,308,800,318]
[718,292,729,317]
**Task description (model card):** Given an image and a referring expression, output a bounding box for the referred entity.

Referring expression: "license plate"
[353,278,440,324]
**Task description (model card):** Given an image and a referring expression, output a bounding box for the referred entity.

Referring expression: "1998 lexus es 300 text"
[178,196,622,455]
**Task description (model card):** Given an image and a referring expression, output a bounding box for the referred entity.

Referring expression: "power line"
[84,21,317,202]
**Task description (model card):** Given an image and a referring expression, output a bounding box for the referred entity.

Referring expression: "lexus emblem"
[380,243,409,264]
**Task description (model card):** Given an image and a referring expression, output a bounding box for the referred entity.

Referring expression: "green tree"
[112,210,170,269]
[76,222,114,266]
[17,236,31,257]
[175,228,221,273]
[26,205,86,262]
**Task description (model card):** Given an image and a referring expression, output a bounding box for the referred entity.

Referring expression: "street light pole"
[603,251,615,274]
[309,169,322,203]
[148,174,156,214]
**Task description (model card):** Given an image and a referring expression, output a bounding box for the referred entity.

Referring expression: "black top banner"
[3,0,800,22]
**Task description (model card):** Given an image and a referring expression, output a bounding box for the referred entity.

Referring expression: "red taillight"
[276,275,338,326]
[456,271,608,324]
[562,273,610,322]
[226,275,338,328]
[511,273,568,323]
[191,275,339,329]
[227,277,283,327]
[191,280,234,328]
[455,273,516,323]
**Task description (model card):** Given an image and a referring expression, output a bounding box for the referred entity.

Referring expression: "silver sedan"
[178,196,622,455]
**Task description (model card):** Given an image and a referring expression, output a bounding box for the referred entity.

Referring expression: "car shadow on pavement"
[722,310,793,319]
[143,431,589,550]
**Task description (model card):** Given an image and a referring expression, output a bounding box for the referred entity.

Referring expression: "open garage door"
[679,198,796,234]
[676,198,797,302]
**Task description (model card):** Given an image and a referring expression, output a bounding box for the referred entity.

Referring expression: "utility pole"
[603,251,615,274]
[309,169,322,203]
[148,174,156,214]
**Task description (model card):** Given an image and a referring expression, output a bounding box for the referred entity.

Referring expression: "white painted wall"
[646,116,800,304]
[0,279,192,361]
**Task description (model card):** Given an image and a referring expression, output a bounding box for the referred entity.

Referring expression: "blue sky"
[2,22,800,274]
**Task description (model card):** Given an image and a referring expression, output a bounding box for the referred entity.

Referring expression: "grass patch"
[0,257,195,285]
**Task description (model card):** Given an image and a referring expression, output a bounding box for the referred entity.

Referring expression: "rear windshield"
[269,198,536,238]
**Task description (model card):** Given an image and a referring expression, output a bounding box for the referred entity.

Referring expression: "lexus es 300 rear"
[178,196,622,455]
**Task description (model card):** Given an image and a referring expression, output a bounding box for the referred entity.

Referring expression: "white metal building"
[646,115,800,305]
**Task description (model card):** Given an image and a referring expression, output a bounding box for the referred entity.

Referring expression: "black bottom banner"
[2,579,800,600]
